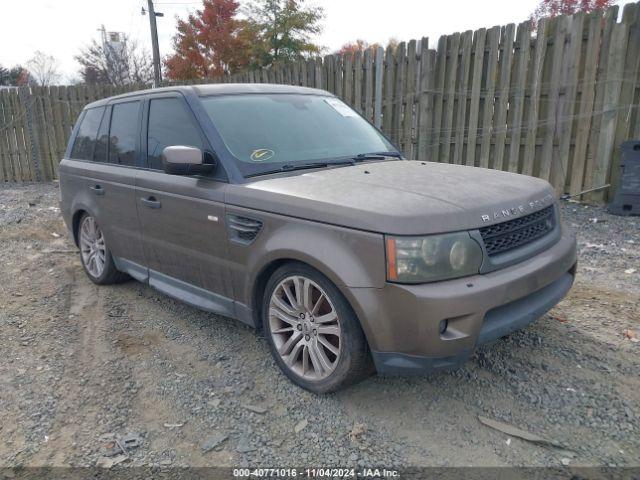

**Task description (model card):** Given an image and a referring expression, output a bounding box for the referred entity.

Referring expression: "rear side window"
[70,107,105,160]
[147,97,203,170]
[108,101,141,166]
[93,105,111,163]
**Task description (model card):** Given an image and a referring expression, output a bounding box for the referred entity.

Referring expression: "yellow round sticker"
[250,149,275,162]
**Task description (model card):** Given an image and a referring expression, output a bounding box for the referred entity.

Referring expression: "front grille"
[480,206,555,256]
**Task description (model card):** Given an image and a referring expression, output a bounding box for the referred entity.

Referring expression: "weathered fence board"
[593,22,629,203]
[1,3,639,203]
[569,12,601,196]
[15,89,35,181]
[382,45,394,135]
[453,31,472,166]
[441,33,460,166]
[507,22,531,173]
[363,48,374,122]
[393,42,406,149]
[478,26,500,169]
[584,7,619,202]
[0,92,9,182]
[492,24,515,172]
[430,35,448,164]
[416,39,434,162]
[465,28,485,167]
[555,13,584,192]
[539,17,567,183]
[402,40,416,158]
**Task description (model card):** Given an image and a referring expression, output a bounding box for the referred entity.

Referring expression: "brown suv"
[59,84,577,393]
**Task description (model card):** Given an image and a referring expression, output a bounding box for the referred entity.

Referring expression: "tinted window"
[93,105,111,163]
[70,107,105,160]
[147,98,203,170]
[108,101,141,166]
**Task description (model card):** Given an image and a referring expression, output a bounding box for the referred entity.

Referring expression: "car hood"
[225,161,557,235]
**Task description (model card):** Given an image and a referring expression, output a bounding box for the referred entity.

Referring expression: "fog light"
[439,319,448,335]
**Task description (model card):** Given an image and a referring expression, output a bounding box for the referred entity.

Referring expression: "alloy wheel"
[268,275,341,380]
[79,216,106,279]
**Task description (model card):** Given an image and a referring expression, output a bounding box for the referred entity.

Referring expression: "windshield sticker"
[324,98,358,117]
[250,148,275,162]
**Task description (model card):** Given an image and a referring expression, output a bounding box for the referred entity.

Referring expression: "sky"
[0,0,631,83]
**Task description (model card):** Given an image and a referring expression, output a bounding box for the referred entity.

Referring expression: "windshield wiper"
[352,151,403,161]
[280,160,355,172]
[247,159,356,177]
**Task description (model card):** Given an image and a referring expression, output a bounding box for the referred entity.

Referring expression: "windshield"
[200,94,397,176]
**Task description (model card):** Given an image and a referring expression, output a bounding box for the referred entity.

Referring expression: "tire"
[77,212,129,285]
[262,262,373,393]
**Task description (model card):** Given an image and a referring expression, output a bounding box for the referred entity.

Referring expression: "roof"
[83,83,331,109]
[192,83,329,96]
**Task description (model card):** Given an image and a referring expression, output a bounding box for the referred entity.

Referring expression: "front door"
[135,94,233,312]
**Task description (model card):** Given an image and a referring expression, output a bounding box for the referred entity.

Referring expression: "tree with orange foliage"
[164,0,255,80]
[529,0,614,28]
[335,38,397,56]
[336,39,369,55]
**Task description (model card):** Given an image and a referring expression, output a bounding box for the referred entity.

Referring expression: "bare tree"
[75,35,154,86]
[26,51,61,86]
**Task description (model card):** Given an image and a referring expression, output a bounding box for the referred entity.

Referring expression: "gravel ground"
[0,182,638,470]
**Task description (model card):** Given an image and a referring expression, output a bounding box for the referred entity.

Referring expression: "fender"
[231,217,385,344]
[239,216,386,307]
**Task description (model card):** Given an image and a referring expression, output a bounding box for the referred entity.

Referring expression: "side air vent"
[227,214,263,245]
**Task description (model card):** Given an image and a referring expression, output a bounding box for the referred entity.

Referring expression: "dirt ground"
[0,182,638,470]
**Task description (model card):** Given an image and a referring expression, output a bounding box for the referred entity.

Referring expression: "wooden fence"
[1,2,639,202]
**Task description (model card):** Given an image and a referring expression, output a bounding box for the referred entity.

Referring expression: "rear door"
[61,102,146,276]
[135,93,234,306]
[59,106,106,228]
[99,99,147,277]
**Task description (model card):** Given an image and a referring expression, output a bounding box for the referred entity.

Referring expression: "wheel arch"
[250,258,290,332]
[250,252,353,319]
[250,256,374,352]
[71,208,88,247]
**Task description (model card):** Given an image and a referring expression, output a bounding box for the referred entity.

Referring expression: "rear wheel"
[262,262,372,393]
[78,213,128,285]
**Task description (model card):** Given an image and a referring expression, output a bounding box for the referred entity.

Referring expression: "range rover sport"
[59,84,577,393]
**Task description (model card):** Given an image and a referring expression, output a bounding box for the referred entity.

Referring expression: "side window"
[108,101,141,166]
[93,105,111,163]
[147,97,203,170]
[70,107,105,160]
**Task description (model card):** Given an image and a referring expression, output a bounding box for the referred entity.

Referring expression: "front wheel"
[77,213,128,285]
[262,262,372,393]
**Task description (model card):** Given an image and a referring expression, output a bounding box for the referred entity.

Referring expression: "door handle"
[88,184,105,196]
[140,196,161,209]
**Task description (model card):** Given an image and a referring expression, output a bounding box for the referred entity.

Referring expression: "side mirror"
[162,146,215,175]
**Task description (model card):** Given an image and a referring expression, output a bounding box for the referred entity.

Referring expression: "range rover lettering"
[59,84,577,393]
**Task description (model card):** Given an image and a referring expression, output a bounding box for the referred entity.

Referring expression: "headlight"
[386,232,483,283]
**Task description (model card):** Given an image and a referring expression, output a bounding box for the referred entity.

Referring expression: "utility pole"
[98,25,107,48]
[146,0,162,87]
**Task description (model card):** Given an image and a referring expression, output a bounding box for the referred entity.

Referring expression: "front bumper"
[344,228,577,375]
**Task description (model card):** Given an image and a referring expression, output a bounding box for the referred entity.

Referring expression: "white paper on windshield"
[324,98,358,117]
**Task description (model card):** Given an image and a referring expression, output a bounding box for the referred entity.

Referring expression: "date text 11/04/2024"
[232,467,400,477]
